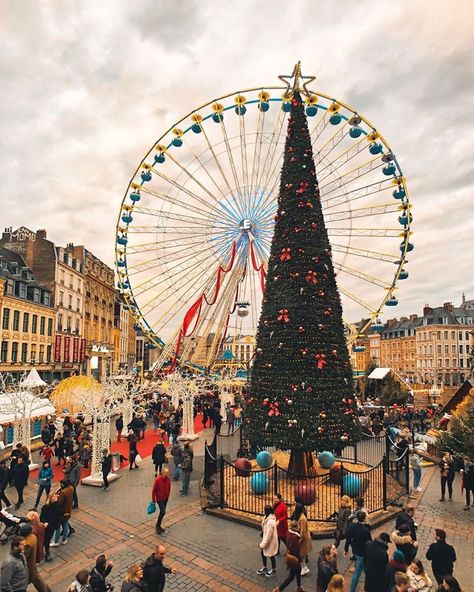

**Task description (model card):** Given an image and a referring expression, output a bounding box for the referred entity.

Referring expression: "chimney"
[423,304,432,316]
[36,229,47,240]
[410,314,418,322]
[443,302,454,313]
[1,227,11,242]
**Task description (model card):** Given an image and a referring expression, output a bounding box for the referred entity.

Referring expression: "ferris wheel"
[115,64,413,371]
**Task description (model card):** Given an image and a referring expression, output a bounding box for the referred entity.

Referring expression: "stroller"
[0,508,28,545]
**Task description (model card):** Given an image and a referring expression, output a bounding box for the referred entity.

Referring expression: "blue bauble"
[342,474,362,497]
[250,472,269,494]
[256,450,273,469]
[318,451,336,469]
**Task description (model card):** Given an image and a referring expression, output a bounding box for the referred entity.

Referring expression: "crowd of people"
[0,388,468,592]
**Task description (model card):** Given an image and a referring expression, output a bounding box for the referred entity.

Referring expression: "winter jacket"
[178,454,191,473]
[37,467,54,488]
[101,454,112,475]
[336,505,351,535]
[57,485,74,519]
[90,565,112,592]
[297,513,312,557]
[439,458,455,480]
[285,529,302,562]
[425,540,456,578]
[364,537,389,592]
[395,511,417,541]
[259,514,278,558]
[462,462,474,489]
[0,467,10,491]
[40,501,61,530]
[0,551,28,592]
[143,554,172,592]
[12,463,29,487]
[67,462,81,487]
[151,475,171,503]
[407,567,432,592]
[390,529,417,564]
[152,444,167,466]
[273,501,288,539]
[385,559,407,592]
[316,557,335,591]
[170,444,182,464]
[344,522,372,557]
[120,581,145,592]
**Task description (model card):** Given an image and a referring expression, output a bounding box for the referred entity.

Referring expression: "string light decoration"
[245,89,361,475]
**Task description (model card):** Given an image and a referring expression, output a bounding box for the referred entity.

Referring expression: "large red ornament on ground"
[234,457,252,477]
[294,481,316,505]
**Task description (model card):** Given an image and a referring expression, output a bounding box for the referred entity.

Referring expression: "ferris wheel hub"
[239,219,253,232]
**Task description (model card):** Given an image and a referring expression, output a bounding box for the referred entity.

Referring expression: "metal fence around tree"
[203,428,409,522]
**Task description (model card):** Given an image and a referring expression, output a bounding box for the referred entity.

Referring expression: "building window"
[451,331,456,340]
[75,319,80,334]
[446,359,450,367]
[57,314,63,332]
[18,283,27,299]
[444,345,449,354]
[39,345,44,363]
[30,344,36,364]
[67,317,71,332]
[459,332,463,340]
[12,310,20,332]
[33,288,41,303]
[437,345,441,354]
[40,316,46,335]
[43,292,51,306]
[2,308,10,330]
[21,343,28,363]
[31,315,38,334]
[23,312,30,332]
[437,359,442,367]
[59,291,64,307]
[460,358,464,368]
[47,318,53,336]
[11,342,18,363]
[444,331,449,339]
[1,341,8,363]
[436,331,441,340]
[46,345,52,363]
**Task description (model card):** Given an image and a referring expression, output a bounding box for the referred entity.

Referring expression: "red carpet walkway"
[49,413,206,482]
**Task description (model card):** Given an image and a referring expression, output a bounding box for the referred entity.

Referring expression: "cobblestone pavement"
[0,443,472,591]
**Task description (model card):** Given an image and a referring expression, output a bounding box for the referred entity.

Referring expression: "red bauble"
[234,458,252,477]
[294,481,316,505]
[329,462,342,484]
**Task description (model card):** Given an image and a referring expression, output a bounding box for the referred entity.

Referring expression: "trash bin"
[111,451,121,473]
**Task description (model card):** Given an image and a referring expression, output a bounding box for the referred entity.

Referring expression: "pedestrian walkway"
[1,449,472,591]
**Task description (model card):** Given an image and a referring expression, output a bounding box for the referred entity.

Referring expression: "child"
[40,444,54,463]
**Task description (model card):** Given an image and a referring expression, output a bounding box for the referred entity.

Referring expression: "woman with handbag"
[272,520,304,592]
[439,452,455,502]
[152,440,167,477]
[291,501,312,576]
[333,495,351,548]
[257,505,278,577]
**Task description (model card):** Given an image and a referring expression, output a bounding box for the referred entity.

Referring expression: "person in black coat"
[425,528,456,586]
[41,425,51,446]
[12,456,29,509]
[316,545,336,592]
[143,545,176,592]
[90,554,114,592]
[461,455,474,509]
[152,442,167,477]
[40,492,61,561]
[439,452,456,502]
[8,443,22,485]
[0,459,11,509]
[364,533,389,592]
[344,511,372,592]
[101,449,112,491]
[395,504,417,540]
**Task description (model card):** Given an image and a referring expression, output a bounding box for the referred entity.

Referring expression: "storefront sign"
[63,336,71,362]
[54,335,62,362]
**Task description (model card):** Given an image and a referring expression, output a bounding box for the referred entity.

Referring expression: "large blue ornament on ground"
[318,451,335,469]
[256,450,273,468]
[342,474,362,497]
[250,472,269,494]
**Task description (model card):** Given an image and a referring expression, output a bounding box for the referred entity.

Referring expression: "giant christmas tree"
[245,78,361,474]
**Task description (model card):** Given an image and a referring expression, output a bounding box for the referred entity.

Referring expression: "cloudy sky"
[1,0,473,323]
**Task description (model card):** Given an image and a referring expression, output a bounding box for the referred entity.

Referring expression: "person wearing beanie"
[386,550,407,592]
[364,532,390,592]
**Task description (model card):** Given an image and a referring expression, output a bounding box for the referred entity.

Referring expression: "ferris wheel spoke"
[218,119,246,213]
[318,156,385,196]
[309,108,330,146]
[239,114,250,195]
[133,202,212,226]
[313,120,350,165]
[139,184,236,227]
[316,136,367,176]
[334,262,390,289]
[338,285,378,314]
[328,228,403,238]
[249,108,266,200]
[147,165,237,227]
[325,202,400,222]
[331,242,400,263]
[323,178,395,209]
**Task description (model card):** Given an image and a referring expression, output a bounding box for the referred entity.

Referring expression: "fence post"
[354,443,358,464]
[273,463,278,496]
[382,455,387,510]
[219,455,225,508]
[385,432,390,464]
[340,463,344,496]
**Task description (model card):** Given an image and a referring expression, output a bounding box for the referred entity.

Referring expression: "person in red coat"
[273,492,288,551]
[152,468,171,534]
